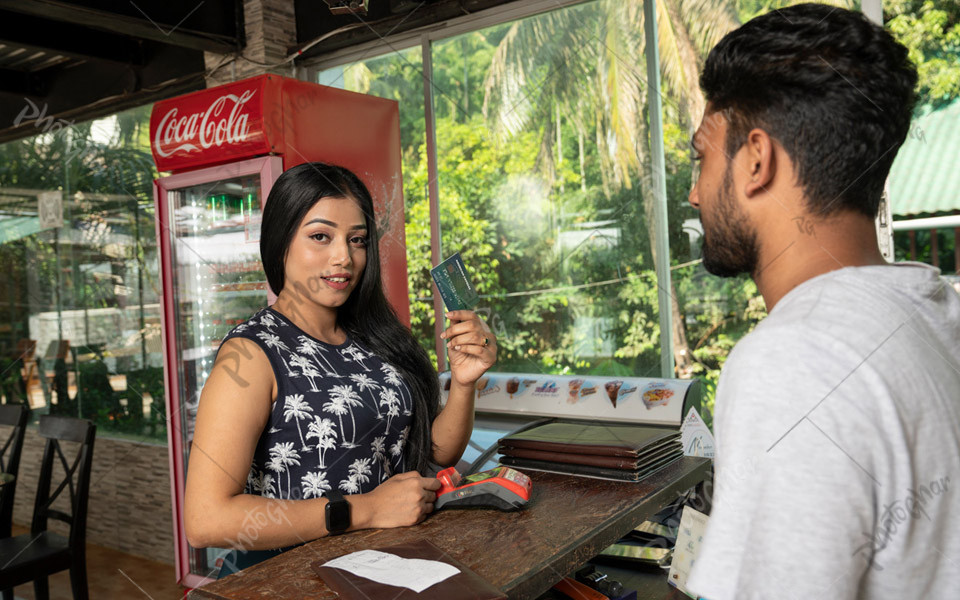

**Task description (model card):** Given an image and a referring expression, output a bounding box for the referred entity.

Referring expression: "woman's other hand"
[441,310,497,386]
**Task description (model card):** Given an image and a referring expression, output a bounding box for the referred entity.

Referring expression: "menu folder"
[497,438,682,470]
[313,539,506,600]
[498,422,680,457]
[500,450,683,482]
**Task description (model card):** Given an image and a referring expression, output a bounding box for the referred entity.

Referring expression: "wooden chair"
[0,416,96,600]
[0,340,35,406]
[0,405,28,539]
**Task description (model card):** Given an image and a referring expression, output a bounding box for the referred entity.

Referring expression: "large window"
[430,5,665,378]
[322,2,671,382]
[312,0,912,426]
[0,105,166,441]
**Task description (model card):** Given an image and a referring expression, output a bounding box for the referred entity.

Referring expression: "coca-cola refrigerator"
[149,74,409,587]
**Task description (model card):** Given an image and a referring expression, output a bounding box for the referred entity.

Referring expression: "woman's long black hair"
[260,162,440,475]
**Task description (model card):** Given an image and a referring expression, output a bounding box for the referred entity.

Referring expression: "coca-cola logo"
[153,89,257,158]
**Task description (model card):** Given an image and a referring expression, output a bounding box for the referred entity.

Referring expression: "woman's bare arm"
[184,337,372,549]
[183,337,437,550]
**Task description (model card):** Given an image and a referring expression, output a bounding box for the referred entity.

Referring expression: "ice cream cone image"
[605,380,623,408]
[568,379,584,404]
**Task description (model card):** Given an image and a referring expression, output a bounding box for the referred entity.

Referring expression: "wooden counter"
[189,457,710,600]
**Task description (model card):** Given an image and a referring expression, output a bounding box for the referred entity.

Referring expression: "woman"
[183,163,496,576]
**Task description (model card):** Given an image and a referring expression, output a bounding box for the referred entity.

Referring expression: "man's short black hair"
[700,3,918,218]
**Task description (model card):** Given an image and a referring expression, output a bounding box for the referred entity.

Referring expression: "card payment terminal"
[435,466,532,511]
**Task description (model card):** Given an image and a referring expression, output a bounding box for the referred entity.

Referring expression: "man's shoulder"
[717,264,960,450]
[777,263,959,332]
[736,264,960,367]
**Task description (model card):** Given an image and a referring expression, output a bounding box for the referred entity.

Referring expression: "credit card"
[430,252,479,311]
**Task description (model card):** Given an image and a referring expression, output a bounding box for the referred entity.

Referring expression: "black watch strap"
[324,490,350,535]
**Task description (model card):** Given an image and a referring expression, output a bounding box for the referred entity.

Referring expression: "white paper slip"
[321,549,460,593]
[680,407,716,458]
[668,505,709,598]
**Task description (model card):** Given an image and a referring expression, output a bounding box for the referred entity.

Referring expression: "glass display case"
[154,156,282,586]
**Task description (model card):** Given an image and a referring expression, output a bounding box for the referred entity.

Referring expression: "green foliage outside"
[886,0,960,106]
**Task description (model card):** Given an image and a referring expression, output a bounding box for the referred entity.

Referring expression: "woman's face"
[283,195,368,311]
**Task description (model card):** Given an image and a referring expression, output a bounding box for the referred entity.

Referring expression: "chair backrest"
[31,416,96,550]
[0,404,28,477]
[13,339,36,362]
[0,404,29,537]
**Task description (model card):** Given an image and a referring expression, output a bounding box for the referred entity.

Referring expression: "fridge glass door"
[166,173,268,579]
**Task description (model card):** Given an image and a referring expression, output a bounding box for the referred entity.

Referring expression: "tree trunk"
[579,131,587,192]
[556,103,564,193]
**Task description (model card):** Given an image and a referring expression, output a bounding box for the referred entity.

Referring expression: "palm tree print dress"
[220,306,415,503]
[215,306,416,577]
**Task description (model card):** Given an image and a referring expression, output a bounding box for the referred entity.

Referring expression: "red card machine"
[435,466,532,511]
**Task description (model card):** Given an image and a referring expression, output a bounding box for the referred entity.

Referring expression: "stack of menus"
[497,422,682,482]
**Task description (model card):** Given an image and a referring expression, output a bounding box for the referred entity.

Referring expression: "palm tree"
[341,344,370,371]
[266,456,286,498]
[301,470,332,499]
[380,363,410,416]
[350,373,383,418]
[250,468,277,498]
[327,384,363,448]
[483,0,740,376]
[260,311,279,331]
[338,457,373,493]
[371,435,387,482]
[379,387,401,433]
[390,425,409,462]
[322,392,350,446]
[306,416,338,468]
[338,475,361,493]
[283,393,314,450]
[268,441,301,499]
[259,472,276,498]
[290,354,321,392]
[297,335,339,376]
[257,331,296,376]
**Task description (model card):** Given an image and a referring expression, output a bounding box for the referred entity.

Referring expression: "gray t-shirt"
[687,263,960,600]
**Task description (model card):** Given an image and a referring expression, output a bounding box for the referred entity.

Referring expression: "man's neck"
[752,211,887,311]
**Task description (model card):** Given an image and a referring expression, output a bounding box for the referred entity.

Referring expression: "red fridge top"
[150,74,411,325]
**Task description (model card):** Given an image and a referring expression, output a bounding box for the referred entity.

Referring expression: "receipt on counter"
[321,549,460,593]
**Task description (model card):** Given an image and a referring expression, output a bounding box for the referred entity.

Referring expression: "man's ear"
[743,128,775,198]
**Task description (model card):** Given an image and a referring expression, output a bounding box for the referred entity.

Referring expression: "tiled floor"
[9,525,186,600]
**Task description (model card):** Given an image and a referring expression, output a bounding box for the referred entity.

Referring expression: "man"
[684,4,960,599]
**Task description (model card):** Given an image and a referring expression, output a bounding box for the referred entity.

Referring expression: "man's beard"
[700,164,758,278]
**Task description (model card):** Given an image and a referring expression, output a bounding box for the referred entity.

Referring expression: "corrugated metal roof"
[888,98,960,216]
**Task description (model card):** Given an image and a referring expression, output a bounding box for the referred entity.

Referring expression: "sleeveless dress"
[213,305,414,576]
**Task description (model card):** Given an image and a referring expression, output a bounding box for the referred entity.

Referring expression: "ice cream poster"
[440,372,696,426]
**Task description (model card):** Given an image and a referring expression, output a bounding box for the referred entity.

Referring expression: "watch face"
[326,498,350,533]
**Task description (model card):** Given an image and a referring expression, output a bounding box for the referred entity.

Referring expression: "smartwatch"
[324,490,350,535]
